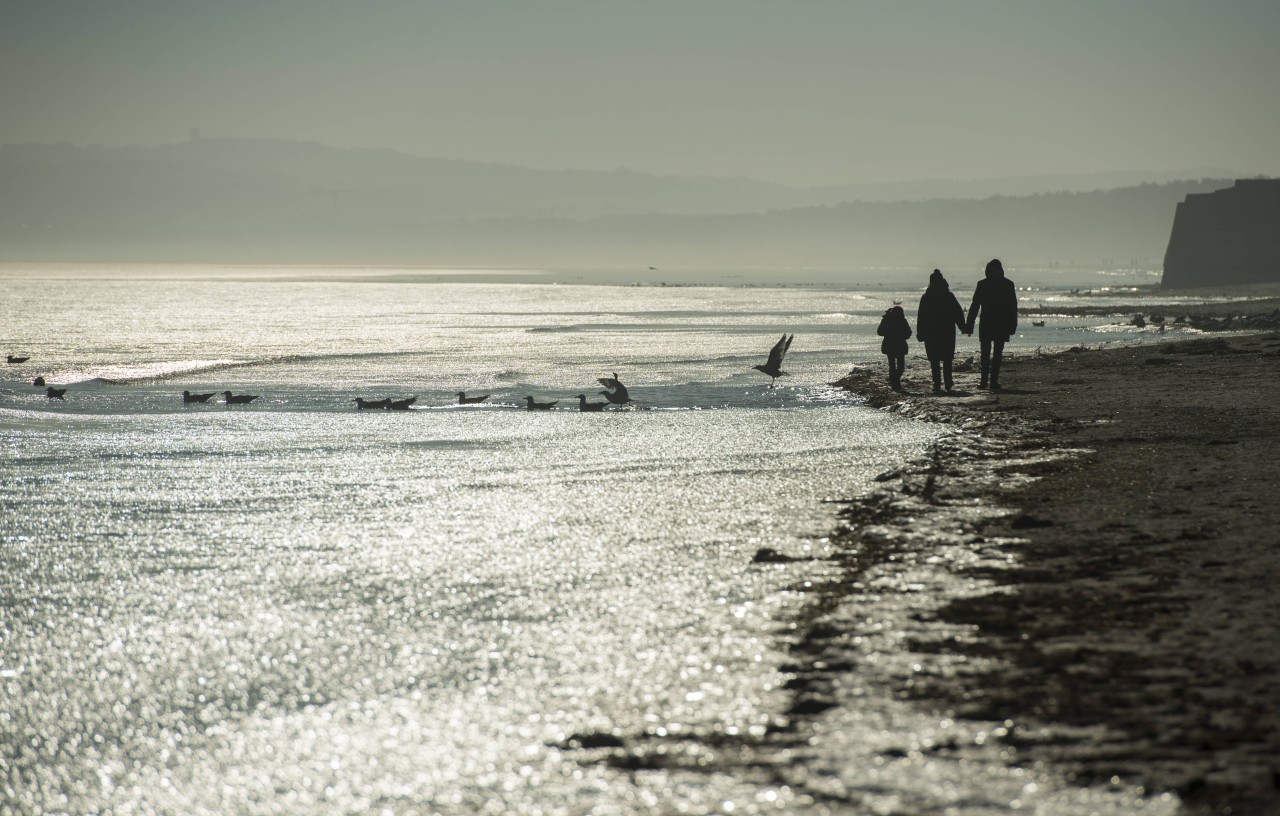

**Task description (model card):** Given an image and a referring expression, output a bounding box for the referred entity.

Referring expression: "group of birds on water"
[5,334,798,411]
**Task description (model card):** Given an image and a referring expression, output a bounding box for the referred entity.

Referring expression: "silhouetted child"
[877,305,912,390]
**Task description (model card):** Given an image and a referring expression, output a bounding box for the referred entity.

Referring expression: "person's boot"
[979,364,989,389]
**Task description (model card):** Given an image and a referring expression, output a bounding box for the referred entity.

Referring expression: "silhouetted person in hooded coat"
[876,305,912,390]
[916,269,966,394]
[966,258,1018,390]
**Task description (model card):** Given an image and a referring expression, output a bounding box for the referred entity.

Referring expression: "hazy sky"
[3,1,1278,186]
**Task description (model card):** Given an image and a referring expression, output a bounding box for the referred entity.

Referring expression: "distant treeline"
[0,139,1238,267]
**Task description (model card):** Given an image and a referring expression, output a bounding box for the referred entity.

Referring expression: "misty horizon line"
[0,134,1258,195]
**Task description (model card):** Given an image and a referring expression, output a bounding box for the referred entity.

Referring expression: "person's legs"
[942,358,954,391]
[889,355,904,387]
[991,340,1006,389]
[979,340,992,388]
[929,358,942,392]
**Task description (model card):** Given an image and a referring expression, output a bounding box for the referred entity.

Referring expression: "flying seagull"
[753,334,794,388]
[456,392,489,404]
[525,396,557,410]
[576,394,608,412]
[597,372,633,405]
[223,391,260,405]
[182,390,216,404]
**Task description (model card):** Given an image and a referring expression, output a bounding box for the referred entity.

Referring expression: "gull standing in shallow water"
[223,391,260,405]
[182,390,216,404]
[456,392,489,405]
[597,373,633,406]
[575,394,608,412]
[753,333,794,388]
[45,386,66,400]
[525,396,557,411]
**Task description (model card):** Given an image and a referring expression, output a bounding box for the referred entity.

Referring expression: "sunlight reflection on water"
[0,267,1183,813]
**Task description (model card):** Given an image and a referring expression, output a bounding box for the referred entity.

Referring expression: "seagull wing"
[612,380,631,402]
[765,334,793,369]
[597,372,622,391]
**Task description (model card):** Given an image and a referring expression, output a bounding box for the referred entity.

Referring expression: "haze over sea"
[2,264,1186,814]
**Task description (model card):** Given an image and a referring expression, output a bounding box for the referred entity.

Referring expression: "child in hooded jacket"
[877,305,912,390]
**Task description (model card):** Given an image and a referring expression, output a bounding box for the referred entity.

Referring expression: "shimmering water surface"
[1,266,1183,814]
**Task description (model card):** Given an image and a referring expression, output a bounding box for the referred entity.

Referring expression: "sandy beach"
[828,322,1280,813]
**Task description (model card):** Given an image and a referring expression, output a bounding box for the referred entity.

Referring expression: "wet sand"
[830,329,1280,813]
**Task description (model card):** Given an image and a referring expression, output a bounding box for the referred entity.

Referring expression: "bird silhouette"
[45,386,66,400]
[525,396,557,410]
[354,397,390,410]
[576,394,608,412]
[752,334,794,387]
[456,392,489,404]
[387,396,417,410]
[7,355,30,364]
[223,391,260,405]
[182,390,216,404]
[597,372,633,405]
[33,376,46,386]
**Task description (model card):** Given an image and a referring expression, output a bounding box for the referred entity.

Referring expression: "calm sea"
[1,265,1182,814]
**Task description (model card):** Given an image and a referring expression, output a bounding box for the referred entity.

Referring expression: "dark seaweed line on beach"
[559,330,1280,814]
[826,334,1280,815]
[553,402,1052,809]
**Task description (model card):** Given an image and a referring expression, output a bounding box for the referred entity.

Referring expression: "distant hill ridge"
[0,138,1252,266]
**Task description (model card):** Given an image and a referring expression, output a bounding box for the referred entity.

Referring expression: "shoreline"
[823,329,1280,813]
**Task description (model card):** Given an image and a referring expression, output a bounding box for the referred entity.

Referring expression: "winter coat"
[877,307,912,356]
[966,268,1018,341]
[916,284,966,360]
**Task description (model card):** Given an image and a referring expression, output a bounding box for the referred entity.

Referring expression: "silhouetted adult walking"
[965,258,1018,390]
[876,305,912,390]
[916,269,966,394]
